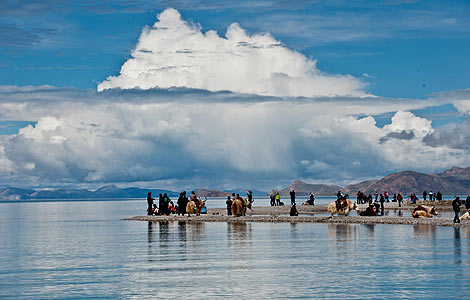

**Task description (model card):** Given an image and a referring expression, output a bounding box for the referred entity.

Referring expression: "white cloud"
[98,8,368,98]
[0,86,469,189]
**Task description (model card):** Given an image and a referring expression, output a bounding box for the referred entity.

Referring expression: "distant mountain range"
[0,185,178,201]
[273,167,470,196]
[1,167,469,200]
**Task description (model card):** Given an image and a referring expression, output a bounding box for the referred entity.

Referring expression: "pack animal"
[412,205,438,218]
[327,199,358,216]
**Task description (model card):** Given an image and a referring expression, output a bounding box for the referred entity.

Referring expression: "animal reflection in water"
[186,198,206,216]
[413,224,436,237]
[232,197,253,216]
[328,224,359,251]
[327,199,358,216]
[412,205,438,218]
[227,222,252,252]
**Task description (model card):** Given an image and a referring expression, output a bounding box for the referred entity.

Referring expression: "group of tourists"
[147,191,205,216]
[421,190,443,201]
[147,192,174,216]
[268,189,315,207]
[269,191,282,206]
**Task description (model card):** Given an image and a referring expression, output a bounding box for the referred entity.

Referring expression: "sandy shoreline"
[126,202,470,227]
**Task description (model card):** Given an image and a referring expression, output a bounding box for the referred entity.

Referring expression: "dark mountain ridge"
[1,167,469,200]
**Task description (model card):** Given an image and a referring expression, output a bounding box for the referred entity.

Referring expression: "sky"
[0,0,469,191]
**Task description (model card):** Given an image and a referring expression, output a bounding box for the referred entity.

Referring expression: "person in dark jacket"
[452,197,462,223]
[147,192,155,215]
[309,192,315,205]
[247,191,253,204]
[162,193,170,216]
[158,193,163,215]
[177,191,188,215]
[465,194,470,213]
[290,189,296,205]
[226,196,233,216]
[290,204,298,216]
[379,194,385,215]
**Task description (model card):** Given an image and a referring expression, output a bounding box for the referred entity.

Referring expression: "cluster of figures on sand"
[336,190,470,224]
[225,192,254,216]
[269,189,316,207]
[146,188,470,223]
[452,196,470,223]
[147,191,208,217]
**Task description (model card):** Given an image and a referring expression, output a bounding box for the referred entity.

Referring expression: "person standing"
[374,191,378,202]
[147,192,155,216]
[158,193,163,215]
[384,191,389,202]
[465,194,470,213]
[452,197,462,223]
[436,191,442,201]
[397,193,403,207]
[177,191,188,215]
[290,189,296,206]
[162,193,170,216]
[270,191,275,206]
[423,190,427,201]
[379,194,385,216]
[275,192,281,206]
[226,196,233,216]
[309,192,315,205]
[247,191,253,204]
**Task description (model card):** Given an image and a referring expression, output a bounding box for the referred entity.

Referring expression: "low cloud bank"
[0,86,468,189]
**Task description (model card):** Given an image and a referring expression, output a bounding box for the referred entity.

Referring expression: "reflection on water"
[328,223,360,252]
[1,201,470,300]
[413,224,436,238]
[454,228,462,269]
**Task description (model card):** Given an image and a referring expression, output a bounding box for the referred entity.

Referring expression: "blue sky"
[0,1,469,190]
[1,0,469,98]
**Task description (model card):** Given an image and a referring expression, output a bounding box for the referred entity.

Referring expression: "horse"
[327,199,358,216]
[412,205,438,218]
[231,197,252,217]
[186,198,205,216]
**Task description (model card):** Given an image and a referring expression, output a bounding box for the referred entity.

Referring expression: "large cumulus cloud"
[0,86,469,189]
[98,8,368,98]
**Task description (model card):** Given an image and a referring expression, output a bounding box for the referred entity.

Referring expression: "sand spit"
[126,204,470,227]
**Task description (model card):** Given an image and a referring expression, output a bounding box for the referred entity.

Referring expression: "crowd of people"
[146,188,470,223]
[147,191,207,216]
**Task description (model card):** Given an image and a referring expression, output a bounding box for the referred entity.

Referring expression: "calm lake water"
[1,200,469,299]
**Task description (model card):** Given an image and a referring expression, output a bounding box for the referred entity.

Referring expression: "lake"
[1,200,469,299]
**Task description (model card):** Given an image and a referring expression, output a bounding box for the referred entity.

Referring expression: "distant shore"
[126,201,470,227]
